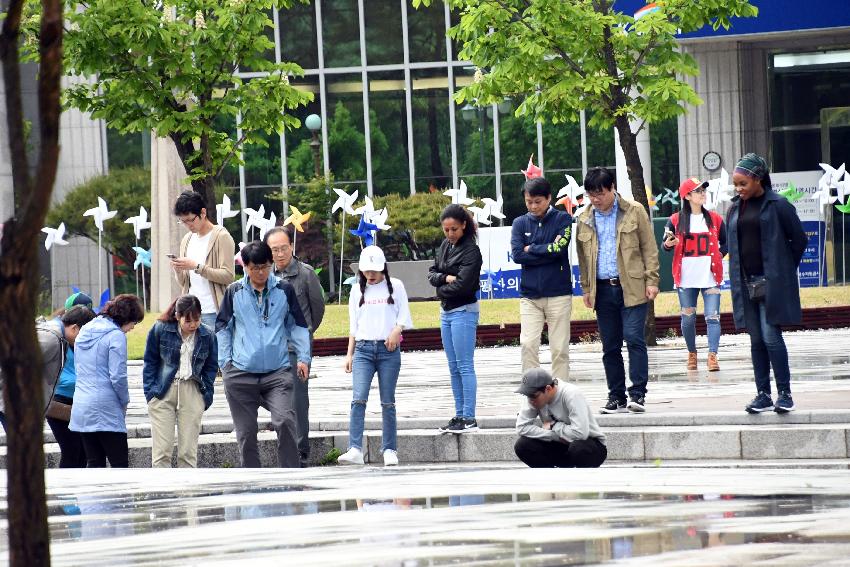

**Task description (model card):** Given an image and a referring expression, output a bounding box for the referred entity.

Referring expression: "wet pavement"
[10,465,850,565]
[123,328,850,426]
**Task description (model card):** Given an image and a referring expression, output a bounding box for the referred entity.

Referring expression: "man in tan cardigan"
[171,191,236,330]
[575,168,659,415]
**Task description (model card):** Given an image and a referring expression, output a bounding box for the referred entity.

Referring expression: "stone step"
[4,423,848,469]
[13,409,850,447]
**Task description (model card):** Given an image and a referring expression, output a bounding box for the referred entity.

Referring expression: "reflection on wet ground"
[5,466,850,565]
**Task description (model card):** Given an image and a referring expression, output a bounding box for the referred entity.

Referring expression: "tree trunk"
[0,1,63,565]
[614,116,657,346]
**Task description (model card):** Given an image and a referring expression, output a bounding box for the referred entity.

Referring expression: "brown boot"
[708,352,720,372]
[687,352,698,371]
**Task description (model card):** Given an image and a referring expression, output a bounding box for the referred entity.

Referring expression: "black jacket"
[726,190,808,328]
[428,234,483,311]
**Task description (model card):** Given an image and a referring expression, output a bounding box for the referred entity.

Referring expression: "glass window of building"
[411,69,451,194]
[408,0,448,63]
[543,120,582,178]
[241,8,277,72]
[325,73,367,184]
[770,49,850,172]
[279,2,319,70]
[365,0,404,66]
[107,130,149,170]
[498,106,538,221]
[285,76,322,183]
[369,70,410,196]
[322,0,362,68]
[454,68,496,199]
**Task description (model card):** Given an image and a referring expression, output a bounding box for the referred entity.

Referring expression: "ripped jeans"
[348,340,401,452]
[677,286,721,353]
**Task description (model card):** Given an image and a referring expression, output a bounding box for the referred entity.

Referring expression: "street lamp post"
[305,114,336,296]
[461,100,511,174]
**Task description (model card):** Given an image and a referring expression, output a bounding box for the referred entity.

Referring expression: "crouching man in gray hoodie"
[514,368,607,468]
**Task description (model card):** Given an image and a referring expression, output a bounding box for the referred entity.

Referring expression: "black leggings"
[514,436,607,468]
[80,431,129,468]
[47,402,87,468]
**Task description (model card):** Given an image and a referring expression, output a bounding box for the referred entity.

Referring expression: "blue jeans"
[595,284,649,400]
[440,309,479,419]
[742,296,791,395]
[349,340,401,452]
[677,287,721,353]
[201,312,217,332]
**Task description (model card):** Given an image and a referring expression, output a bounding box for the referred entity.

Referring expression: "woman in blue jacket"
[143,295,217,468]
[70,294,145,468]
[727,153,808,414]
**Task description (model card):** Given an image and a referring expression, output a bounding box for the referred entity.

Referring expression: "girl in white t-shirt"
[337,246,413,467]
[662,178,728,372]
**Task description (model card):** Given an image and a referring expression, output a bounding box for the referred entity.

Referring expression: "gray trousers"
[289,351,310,464]
[223,364,299,468]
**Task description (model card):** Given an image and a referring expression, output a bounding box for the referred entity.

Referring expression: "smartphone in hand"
[166,253,177,259]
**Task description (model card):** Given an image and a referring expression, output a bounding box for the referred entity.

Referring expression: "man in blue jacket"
[511,177,574,381]
[216,241,311,468]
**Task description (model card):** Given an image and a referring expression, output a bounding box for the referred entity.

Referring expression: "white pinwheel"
[835,172,850,205]
[83,197,117,232]
[659,187,679,207]
[41,222,68,251]
[705,168,734,211]
[370,207,391,231]
[243,204,266,237]
[481,196,506,220]
[468,206,492,226]
[216,194,240,225]
[353,196,375,219]
[332,188,359,215]
[124,206,152,240]
[556,174,582,202]
[818,162,846,192]
[258,212,277,241]
[443,180,476,206]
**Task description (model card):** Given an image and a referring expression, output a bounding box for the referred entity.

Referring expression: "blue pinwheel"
[350,216,379,247]
[132,246,151,269]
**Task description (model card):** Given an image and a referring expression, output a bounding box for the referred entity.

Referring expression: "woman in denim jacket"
[143,295,217,467]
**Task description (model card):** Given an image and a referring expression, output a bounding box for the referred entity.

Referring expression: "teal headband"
[734,153,768,180]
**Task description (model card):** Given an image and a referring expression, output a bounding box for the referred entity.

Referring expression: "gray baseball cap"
[515,367,556,396]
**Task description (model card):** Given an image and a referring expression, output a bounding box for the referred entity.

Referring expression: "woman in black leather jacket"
[428,204,483,433]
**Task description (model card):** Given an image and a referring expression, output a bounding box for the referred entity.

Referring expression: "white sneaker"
[383,449,398,467]
[337,447,364,465]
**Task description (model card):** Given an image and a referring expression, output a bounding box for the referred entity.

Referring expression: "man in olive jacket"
[575,168,660,414]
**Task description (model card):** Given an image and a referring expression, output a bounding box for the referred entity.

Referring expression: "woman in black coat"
[428,204,483,434]
[727,153,808,415]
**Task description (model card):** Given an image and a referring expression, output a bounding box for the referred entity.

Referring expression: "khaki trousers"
[520,295,572,380]
[148,379,205,468]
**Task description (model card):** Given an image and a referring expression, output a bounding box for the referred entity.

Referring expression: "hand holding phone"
[166,253,177,259]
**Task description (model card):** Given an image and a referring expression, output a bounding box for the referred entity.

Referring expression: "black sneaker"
[745,391,774,414]
[600,398,628,414]
[439,417,462,432]
[627,395,646,413]
[774,391,795,413]
[447,417,478,433]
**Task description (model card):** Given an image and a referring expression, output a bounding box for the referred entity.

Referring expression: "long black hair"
[440,204,477,239]
[358,265,395,308]
[677,202,714,237]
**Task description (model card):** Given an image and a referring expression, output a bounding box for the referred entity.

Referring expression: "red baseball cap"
[678,178,709,199]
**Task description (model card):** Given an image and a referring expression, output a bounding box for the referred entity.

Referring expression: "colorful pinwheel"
[522,155,543,180]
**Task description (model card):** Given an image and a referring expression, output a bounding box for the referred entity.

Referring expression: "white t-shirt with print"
[678,214,717,289]
[348,278,414,340]
[186,231,216,314]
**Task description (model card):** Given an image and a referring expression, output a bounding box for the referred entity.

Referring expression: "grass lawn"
[126,287,850,360]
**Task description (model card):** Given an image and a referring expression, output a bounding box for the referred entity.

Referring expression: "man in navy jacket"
[511,177,574,381]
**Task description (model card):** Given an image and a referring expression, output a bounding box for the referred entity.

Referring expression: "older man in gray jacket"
[265,226,326,467]
[514,368,607,468]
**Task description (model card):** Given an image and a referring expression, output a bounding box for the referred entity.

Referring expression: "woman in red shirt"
[662,178,728,372]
